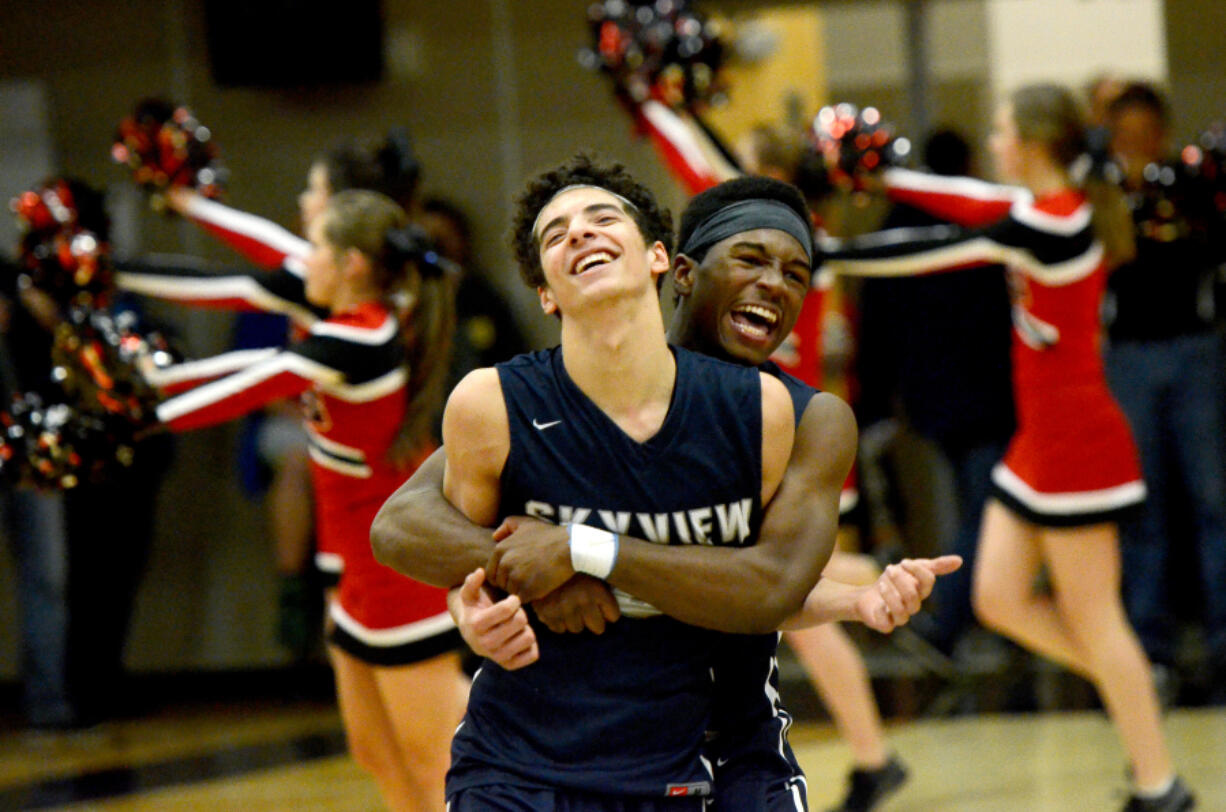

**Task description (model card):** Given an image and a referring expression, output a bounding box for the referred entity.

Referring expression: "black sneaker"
[1121,776,1195,812]
[828,756,909,812]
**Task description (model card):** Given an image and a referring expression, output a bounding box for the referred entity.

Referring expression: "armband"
[567,523,619,579]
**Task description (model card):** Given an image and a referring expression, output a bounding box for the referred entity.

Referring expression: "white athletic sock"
[1134,775,1176,798]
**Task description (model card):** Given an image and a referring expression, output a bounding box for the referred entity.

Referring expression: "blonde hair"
[1011,83,1136,267]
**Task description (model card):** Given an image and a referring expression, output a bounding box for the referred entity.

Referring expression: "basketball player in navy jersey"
[373,169,957,810]
[435,156,799,810]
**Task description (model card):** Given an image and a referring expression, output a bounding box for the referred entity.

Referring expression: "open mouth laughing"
[728,302,781,341]
[571,250,616,275]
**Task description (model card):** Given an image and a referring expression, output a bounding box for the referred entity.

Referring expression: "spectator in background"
[63,291,176,725]
[1085,72,1128,157]
[1,179,175,729]
[1103,81,1226,704]
[853,128,1015,659]
[0,253,72,730]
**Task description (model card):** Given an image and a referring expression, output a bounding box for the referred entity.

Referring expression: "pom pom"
[50,304,181,428]
[8,178,114,307]
[0,393,137,489]
[578,0,729,109]
[811,103,911,190]
[112,97,227,206]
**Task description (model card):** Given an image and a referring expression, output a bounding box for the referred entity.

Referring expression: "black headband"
[680,199,814,264]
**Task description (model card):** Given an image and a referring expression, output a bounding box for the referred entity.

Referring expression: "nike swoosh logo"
[716,757,730,767]
[532,419,562,430]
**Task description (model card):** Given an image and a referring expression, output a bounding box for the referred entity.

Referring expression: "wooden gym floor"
[1,689,1222,811]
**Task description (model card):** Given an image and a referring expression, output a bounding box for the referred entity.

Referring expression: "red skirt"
[992,380,1145,527]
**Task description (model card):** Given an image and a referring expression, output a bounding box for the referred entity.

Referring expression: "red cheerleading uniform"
[148,301,457,664]
[116,197,338,578]
[826,168,1145,526]
[117,201,457,661]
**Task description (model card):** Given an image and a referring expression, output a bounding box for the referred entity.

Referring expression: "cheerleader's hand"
[449,568,538,670]
[163,186,196,216]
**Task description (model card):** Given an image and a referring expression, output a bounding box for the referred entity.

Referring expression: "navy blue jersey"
[706,362,817,811]
[759,360,816,426]
[448,345,764,800]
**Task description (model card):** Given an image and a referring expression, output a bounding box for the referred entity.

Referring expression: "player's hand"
[449,568,538,670]
[486,516,574,603]
[531,575,620,635]
[855,556,962,633]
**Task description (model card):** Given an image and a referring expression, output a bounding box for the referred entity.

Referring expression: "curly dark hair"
[676,175,811,262]
[509,154,673,289]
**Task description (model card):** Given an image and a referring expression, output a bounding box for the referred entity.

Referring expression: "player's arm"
[434,370,547,668]
[487,376,857,634]
[438,368,508,528]
[601,379,845,631]
[781,556,963,632]
[371,446,496,588]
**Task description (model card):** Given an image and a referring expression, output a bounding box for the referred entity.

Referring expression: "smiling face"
[533,186,668,316]
[675,228,811,365]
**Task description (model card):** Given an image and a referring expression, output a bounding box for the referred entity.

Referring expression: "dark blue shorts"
[710,770,808,812]
[447,785,707,812]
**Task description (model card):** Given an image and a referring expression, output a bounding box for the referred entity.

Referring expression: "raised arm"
[487,377,858,634]
[633,100,740,195]
[881,167,1019,228]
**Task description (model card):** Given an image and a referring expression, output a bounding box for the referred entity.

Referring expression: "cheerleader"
[129,190,463,812]
[823,83,1193,812]
[121,132,419,594]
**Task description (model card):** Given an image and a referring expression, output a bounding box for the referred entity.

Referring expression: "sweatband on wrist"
[567,523,619,579]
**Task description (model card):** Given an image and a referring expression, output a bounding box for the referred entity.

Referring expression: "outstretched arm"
[115,255,321,328]
[782,556,963,631]
[164,187,310,269]
[487,383,858,634]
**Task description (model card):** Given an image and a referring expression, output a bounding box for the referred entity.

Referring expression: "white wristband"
[567,523,619,579]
